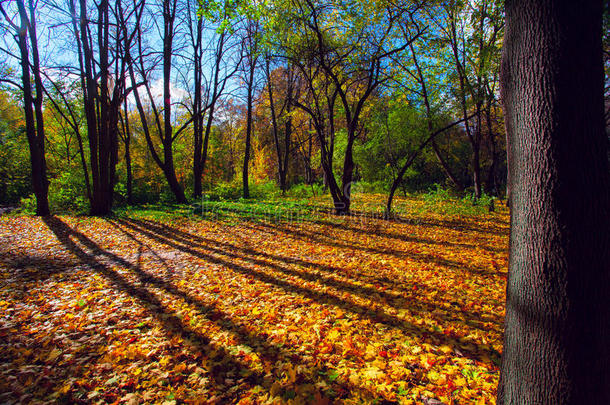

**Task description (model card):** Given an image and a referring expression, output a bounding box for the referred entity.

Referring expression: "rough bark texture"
[498,0,610,403]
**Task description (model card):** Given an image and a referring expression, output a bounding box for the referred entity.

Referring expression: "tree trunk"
[243,51,256,199]
[498,0,610,403]
[243,88,253,199]
[162,0,187,204]
[120,100,133,205]
[14,0,49,216]
[471,137,482,198]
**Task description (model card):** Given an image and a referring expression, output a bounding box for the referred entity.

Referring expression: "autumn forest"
[0,0,608,404]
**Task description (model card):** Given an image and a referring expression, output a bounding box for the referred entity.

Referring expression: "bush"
[205,180,281,201]
[250,181,281,199]
[18,171,89,214]
[423,183,453,203]
[19,194,37,214]
[286,182,325,198]
[206,182,242,201]
[48,171,89,213]
[423,184,496,216]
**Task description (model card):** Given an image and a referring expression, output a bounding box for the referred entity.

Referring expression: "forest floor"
[0,194,509,404]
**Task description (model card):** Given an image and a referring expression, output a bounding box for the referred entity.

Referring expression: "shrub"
[423,184,496,216]
[286,182,325,199]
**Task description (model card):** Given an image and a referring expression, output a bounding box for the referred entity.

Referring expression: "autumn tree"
[240,16,261,199]
[67,0,144,215]
[186,0,241,198]
[128,0,189,204]
[262,59,297,192]
[272,0,424,213]
[0,0,50,215]
[498,0,610,402]
[428,0,503,199]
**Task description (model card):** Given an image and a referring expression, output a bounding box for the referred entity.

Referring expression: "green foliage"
[0,92,31,204]
[356,98,449,193]
[423,183,454,203]
[205,180,281,201]
[19,194,37,214]
[19,170,89,214]
[48,171,89,213]
[423,184,496,216]
[286,182,325,198]
[350,181,388,194]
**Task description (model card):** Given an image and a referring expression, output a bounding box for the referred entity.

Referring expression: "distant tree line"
[0,0,507,215]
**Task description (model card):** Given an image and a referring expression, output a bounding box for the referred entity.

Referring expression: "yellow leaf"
[47,349,61,362]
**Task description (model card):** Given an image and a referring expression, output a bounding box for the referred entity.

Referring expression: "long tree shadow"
[0,249,77,282]
[42,217,374,402]
[307,218,506,254]
[0,248,115,404]
[118,217,503,330]
[196,201,509,238]
[250,220,502,277]
[112,217,501,364]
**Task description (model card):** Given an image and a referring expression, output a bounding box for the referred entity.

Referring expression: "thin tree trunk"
[120,100,133,205]
[485,105,499,196]
[409,41,463,192]
[243,60,255,199]
[242,20,257,199]
[385,116,471,217]
[162,0,187,204]
[498,0,610,402]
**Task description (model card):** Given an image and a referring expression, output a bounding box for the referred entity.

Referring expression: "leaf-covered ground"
[0,195,509,404]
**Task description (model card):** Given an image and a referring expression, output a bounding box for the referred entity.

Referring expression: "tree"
[187,0,241,199]
[118,98,133,205]
[429,0,503,199]
[69,0,143,215]
[129,0,188,204]
[0,90,30,204]
[0,0,50,215]
[241,16,260,199]
[498,0,610,403]
[263,59,296,193]
[275,0,424,213]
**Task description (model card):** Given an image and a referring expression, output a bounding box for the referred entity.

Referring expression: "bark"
[11,0,49,216]
[161,0,187,204]
[242,20,258,199]
[498,0,610,402]
[76,0,121,216]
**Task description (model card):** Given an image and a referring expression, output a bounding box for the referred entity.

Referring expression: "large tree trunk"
[498,0,610,403]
